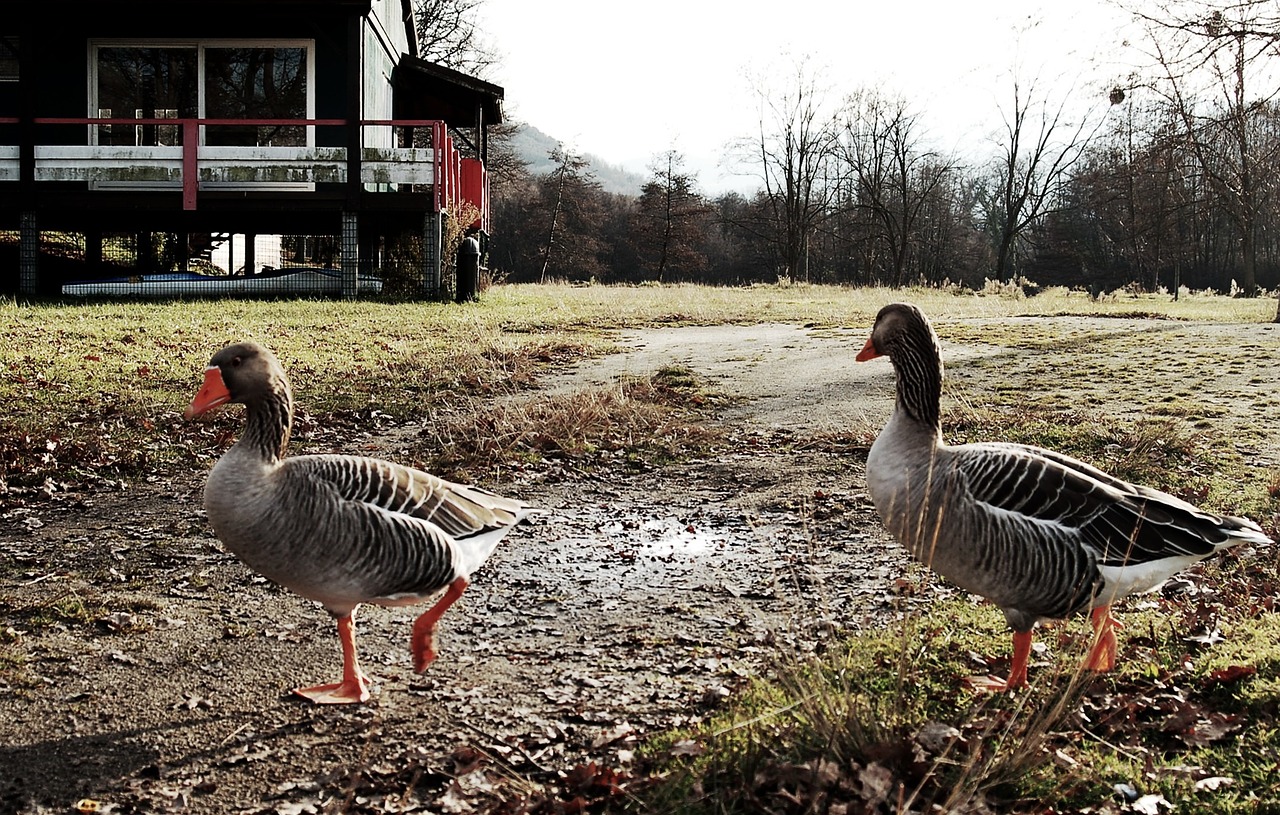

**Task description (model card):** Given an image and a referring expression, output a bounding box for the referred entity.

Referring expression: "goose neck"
[241,389,293,461]
[892,342,942,432]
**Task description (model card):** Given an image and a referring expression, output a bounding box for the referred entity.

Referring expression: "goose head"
[856,303,943,429]
[184,341,292,419]
[856,303,940,366]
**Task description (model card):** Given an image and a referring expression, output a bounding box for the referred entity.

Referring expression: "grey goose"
[856,303,1271,690]
[184,341,535,704]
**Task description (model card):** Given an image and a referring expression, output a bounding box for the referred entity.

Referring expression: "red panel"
[460,157,487,231]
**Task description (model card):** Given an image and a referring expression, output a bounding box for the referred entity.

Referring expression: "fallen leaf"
[1131,793,1170,814]
[455,769,495,795]
[668,738,705,757]
[96,612,137,633]
[1053,748,1078,769]
[1177,713,1243,747]
[1113,782,1140,801]
[1185,628,1224,646]
[591,722,634,748]
[914,721,962,753]
[1206,665,1256,686]
[858,762,894,804]
[1193,776,1234,792]
[450,746,485,776]
[173,691,213,711]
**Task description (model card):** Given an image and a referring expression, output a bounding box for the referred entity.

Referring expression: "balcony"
[0,117,485,228]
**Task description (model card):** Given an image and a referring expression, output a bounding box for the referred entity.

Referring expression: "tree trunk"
[1241,223,1258,295]
[538,170,566,284]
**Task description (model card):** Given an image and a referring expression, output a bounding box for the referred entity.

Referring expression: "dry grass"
[409,365,724,483]
[640,601,1112,814]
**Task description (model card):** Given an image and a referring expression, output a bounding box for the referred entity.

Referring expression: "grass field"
[2,282,1279,814]
[3,282,1273,490]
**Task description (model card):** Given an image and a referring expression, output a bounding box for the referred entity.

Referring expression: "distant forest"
[475,2,1280,298]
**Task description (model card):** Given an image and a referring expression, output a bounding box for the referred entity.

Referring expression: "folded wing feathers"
[957,442,1261,569]
[282,455,531,584]
[300,454,526,534]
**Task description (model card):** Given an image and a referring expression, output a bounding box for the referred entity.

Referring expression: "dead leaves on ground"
[654,556,1279,815]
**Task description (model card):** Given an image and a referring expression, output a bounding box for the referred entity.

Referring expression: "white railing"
[0,118,462,211]
[6,145,437,185]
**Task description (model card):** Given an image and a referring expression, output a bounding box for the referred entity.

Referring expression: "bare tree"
[635,150,712,282]
[839,88,958,286]
[986,71,1099,281]
[415,0,497,76]
[1124,0,1280,302]
[536,145,603,283]
[1069,95,1207,295]
[736,56,841,282]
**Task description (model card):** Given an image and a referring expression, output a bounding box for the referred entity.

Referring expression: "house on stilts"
[0,0,503,299]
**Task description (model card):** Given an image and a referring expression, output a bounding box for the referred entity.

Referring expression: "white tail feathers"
[452,505,538,577]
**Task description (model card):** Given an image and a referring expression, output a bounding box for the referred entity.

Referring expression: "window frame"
[87,38,318,190]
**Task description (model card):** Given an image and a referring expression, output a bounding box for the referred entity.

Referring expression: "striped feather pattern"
[195,341,533,617]
[861,303,1271,636]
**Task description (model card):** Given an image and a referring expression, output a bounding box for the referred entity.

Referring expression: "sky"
[474,0,1139,195]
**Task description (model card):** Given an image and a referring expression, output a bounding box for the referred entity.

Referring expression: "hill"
[508,122,646,196]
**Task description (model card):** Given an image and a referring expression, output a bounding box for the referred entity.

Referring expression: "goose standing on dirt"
[856,303,1271,691]
[184,341,535,704]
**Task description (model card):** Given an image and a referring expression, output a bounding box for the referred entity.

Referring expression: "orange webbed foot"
[963,673,1027,693]
[293,677,370,705]
[964,630,1034,692]
[410,577,469,674]
[295,612,371,704]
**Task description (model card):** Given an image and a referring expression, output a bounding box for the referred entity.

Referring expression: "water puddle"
[598,515,727,558]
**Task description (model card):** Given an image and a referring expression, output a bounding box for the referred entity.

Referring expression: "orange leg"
[294,611,370,705]
[411,577,469,673]
[1006,629,1033,689]
[1084,606,1119,672]
[966,630,1034,693]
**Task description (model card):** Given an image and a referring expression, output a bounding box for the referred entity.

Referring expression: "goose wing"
[286,454,530,539]
[953,442,1239,567]
[272,454,531,600]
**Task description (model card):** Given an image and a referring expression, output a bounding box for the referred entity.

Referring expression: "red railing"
[0,117,475,219]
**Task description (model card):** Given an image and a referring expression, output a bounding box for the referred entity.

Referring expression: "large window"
[96,47,197,146]
[92,41,312,147]
[205,47,307,146]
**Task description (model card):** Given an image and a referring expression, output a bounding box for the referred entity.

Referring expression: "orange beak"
[855,337,882,362]
[184,367,232,419]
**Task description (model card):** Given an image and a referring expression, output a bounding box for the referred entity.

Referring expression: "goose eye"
[230,356,243,368]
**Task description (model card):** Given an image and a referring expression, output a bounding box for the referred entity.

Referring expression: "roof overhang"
[393,54,504,127]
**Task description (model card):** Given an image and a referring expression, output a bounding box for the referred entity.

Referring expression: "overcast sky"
[474,0,1138,194]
